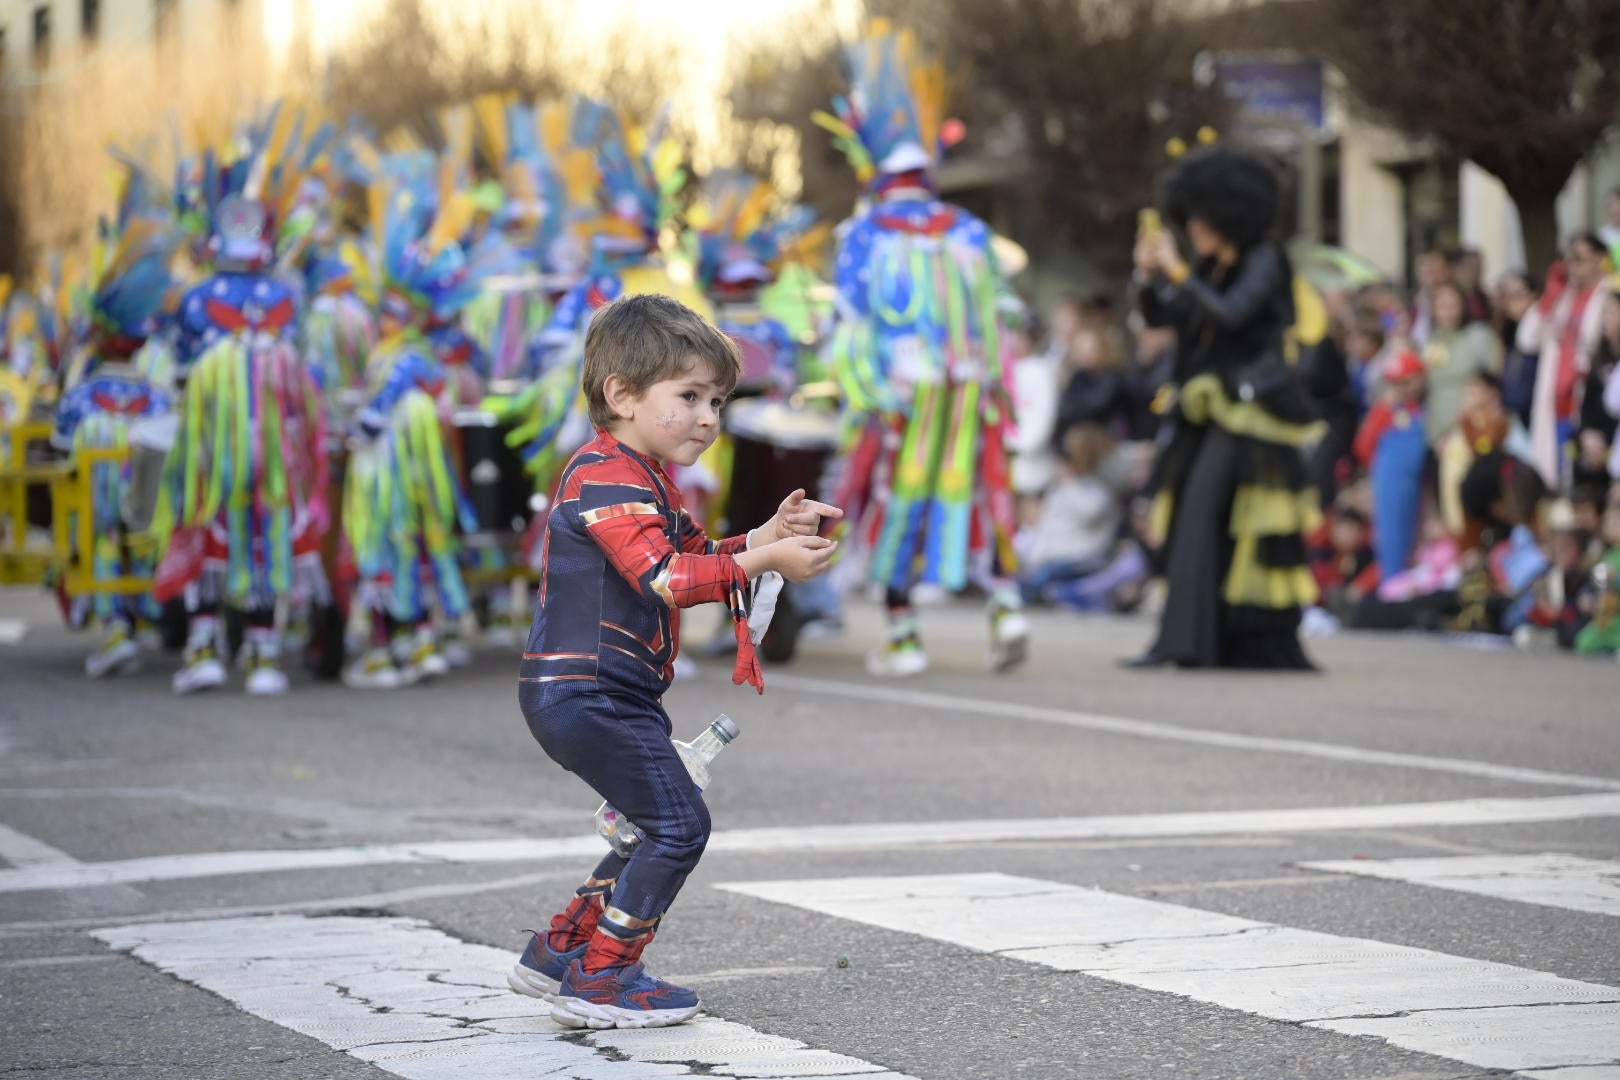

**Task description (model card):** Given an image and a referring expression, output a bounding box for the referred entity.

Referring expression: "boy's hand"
[758,489,844,544]
[764,535,839,583]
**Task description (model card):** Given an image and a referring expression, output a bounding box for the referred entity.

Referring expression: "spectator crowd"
[1008,185,1620,661]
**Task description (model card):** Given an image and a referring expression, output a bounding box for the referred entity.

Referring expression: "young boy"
[511,294,840,1030]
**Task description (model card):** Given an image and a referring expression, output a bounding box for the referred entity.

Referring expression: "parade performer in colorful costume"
[815,21,1027,676]
[155,109,334,696]
[339,152,516,689]
[50,205,178,677]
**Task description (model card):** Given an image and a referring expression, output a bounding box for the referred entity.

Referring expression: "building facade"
[0,0,283,266]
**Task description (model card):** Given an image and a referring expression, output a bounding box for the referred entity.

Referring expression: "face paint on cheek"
[656,411,678,430]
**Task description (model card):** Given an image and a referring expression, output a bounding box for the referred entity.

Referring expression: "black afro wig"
[1164,146,1280,251]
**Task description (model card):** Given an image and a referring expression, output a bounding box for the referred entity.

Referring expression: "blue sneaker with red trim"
[507,930,586,1003]
[549,958,702,1029]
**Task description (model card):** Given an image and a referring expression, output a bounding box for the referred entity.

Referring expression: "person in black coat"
[1124,146,1321,670]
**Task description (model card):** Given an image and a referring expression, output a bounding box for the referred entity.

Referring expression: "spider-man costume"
[519,429,760,971]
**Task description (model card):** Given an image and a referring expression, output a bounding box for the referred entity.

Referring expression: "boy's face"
[610,358,727,468]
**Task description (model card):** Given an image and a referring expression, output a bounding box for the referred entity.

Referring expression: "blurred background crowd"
[3,0,1620,667]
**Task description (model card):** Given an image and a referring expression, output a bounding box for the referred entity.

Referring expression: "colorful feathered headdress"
[470,94,602,280]
[173,102,336,270]
[84,216,178,353]
[686,170,820,291]
[814,20,950,185]
[345,146,520,325]
[569,96,685,264]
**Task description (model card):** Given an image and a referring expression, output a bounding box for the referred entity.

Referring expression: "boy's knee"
[650,797,710,861]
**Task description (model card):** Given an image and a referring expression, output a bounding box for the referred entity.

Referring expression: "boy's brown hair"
[582,293,742,428]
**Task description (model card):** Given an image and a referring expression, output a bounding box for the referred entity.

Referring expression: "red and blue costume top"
[522,430,762,699]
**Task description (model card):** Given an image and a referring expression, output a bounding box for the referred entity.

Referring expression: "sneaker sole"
[507,965,561,1003]
[866,651,928,677]
[173,663,228,695]
[549,996,701,1030]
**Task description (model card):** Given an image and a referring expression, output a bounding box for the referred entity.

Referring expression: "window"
[31,4,49,67]
[81,0,99,43]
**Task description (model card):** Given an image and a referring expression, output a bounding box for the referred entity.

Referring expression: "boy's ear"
[602,374,639,421]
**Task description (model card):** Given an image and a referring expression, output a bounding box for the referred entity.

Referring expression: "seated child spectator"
[1378,508,1463,604]
[1438,370,1532,539]
[1452,453,1550,634]
[1307,504,1377,616]
[1344,507,1464,632]
[1512,498,1592,649]
[1574,485,1620,658]
[1354,350,1429,583]
[1020,424,1131,608]
[1571,485,1607,558]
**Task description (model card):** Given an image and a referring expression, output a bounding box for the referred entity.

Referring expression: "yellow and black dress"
[1139,242,1322,669]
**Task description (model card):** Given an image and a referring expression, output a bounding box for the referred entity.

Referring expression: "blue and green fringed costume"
[345,331,475,625]
[828,192,1019,593]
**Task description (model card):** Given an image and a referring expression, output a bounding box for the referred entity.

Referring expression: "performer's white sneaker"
[245,659,290,696]
[172,648,227,695]
[989,605,1030,674]
[866,638,929,678]
[344,649,405,690]
[442,634,473,668]
[85,628,142,679]
[409,628,449,679]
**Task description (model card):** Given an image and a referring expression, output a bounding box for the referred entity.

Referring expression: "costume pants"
[522,688,710,931]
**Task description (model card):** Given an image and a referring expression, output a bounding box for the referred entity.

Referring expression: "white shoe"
[866,639,929,677]
[343,649,405,690]
[85,634,142,679]
[1301,606,1341,637]
[990,607,1029,673]
[672,654,698,681]
[484,621,517,649]
[442,637,473,668]
[172,652,227,695]
[245,661,290,696]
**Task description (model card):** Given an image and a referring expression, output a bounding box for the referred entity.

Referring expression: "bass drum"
[723,398,840,666]
[122,413,177,534]
[722,398,840,534]
[454,409,534,537]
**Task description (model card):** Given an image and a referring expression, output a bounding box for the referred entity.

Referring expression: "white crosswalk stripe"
[1301,853,1620,919]
[7,791,1620,894]
[715,872,1620,1077]
[92,914,916,1080]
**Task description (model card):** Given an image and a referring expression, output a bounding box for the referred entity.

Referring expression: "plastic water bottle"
[594,714,740,857]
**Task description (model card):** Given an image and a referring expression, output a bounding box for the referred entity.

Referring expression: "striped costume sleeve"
[575,471,745,612]
[677,505,750,557]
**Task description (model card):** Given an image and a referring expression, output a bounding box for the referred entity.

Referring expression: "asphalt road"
[2,587,1617,1080]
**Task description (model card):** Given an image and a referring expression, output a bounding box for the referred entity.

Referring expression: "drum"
[454,408,533,536]
[722,397,841,536]
[122,413,177,533]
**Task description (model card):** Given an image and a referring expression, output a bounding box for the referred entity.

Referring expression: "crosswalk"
[87,852,1620,1080]
[717,871,1620,1079]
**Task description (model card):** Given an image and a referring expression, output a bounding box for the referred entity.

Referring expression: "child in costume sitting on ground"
[511,294,841,1029]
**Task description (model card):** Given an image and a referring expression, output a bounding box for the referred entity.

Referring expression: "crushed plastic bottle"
[594,714,740,856]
